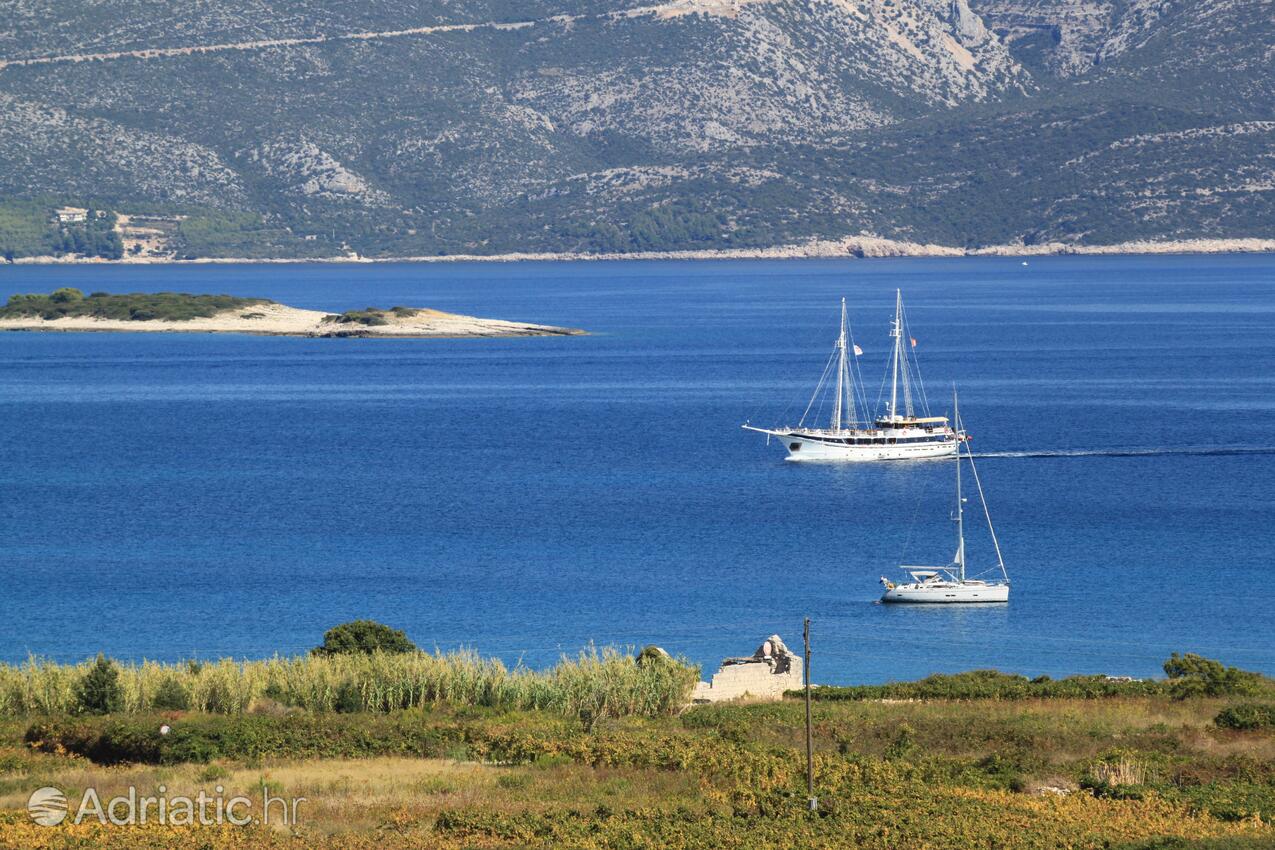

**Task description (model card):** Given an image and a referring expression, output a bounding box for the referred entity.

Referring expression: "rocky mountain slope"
[0,0,1269,259]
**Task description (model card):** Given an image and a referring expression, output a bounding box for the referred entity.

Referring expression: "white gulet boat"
[744,291,961,461]
[881,395,1010,604]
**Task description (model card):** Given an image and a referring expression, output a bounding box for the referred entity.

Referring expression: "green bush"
[334,681,364,713]
[150,676,191,711]
[320,308,399,326]
[25,718,162,764]
[800,669,1165,702]
[73,655,123,715]
[24,711,475,765]
[799,656,1272,703]
[1214,703,1275,730]
[49,287,84,303]
[312,620,417,656]
[1164,654,1266,699]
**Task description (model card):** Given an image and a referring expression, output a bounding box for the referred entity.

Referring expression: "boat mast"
[900,296,914,419]
[953,389,966,582]
[833,298,847,431]
[964,414,1009,584]
[888,289,902,422]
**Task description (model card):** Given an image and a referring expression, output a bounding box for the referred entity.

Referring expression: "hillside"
[0,0,1270,260]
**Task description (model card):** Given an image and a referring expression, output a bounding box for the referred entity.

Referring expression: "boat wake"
[972,446,1275,459]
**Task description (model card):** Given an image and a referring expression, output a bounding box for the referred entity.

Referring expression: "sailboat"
[743,291,961,461]
[880,393,1010,603]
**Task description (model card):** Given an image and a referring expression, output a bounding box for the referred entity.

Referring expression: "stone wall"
[691,634,804,703]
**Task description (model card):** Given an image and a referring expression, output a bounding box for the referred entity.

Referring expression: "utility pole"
[804,617,817,812]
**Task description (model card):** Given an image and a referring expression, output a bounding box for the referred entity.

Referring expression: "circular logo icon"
[28,786,69,826]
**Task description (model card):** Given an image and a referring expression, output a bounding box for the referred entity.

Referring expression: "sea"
[1,254,1273,684]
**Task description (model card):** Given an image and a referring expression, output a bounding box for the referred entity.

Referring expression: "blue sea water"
[1,255,1273,684]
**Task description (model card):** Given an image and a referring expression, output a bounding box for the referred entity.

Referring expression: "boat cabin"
[903,568,954,584]
[874,415,950,429]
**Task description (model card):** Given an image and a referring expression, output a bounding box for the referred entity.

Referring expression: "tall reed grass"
[0,647,699,720]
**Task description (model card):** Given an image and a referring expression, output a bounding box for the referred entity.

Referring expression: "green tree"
[73,654,124,715]
[151,676,191,711]
[312,620,417,656]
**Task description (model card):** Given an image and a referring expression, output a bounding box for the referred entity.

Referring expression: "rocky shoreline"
[6,236,1273,266]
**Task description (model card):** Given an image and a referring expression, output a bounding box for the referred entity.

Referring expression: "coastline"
[5,236,1274,266]
[0,302,585,338]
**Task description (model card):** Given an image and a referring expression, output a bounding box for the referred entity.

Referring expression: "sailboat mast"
[954,389,966,582]
[833,298,847,431]
[965,418,1010,584]
[888,289,902,421]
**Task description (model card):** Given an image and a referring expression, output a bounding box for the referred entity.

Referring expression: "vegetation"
[2,684,1273,848]
[320,307,420,327]
[0,290,272,322]
[1163,653,1268,699]
[312,620,417,657]
[799,659,1274,703]
[70,655,123,716]
[53,209,124,260]
[0,646,699,723]
[0,202,123,261]
[1,650,1271,847]
[0,200,57,262]
[171,212,334,260]
[1215,704,1275,731]
[149,676,191,712]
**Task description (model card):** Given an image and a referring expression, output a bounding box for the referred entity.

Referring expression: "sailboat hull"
[881,582,1009,604]
[778,432,959,462]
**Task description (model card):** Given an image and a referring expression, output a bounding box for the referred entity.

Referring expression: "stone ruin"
[691,634,804,703]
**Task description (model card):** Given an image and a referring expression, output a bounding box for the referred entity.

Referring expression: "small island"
[0,289,584,338]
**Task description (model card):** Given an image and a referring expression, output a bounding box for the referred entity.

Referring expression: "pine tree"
[73,654,123,715]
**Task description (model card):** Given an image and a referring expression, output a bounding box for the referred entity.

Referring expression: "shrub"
[1082,753,1149,800]
[800,669,1165,701]
[312,620,417,656]
[799,655,1272,703]
[334,681,363,714]
[199,764,230,782]
[49,287,84,303]
[320,307,407,326]
[1163,654,1266,699]
[635,645,672,666]
[150,676,190,711]
[24,711,471,764]
[884,723,917,759]
[1214,703,1275,730]
[73,655,123,715]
